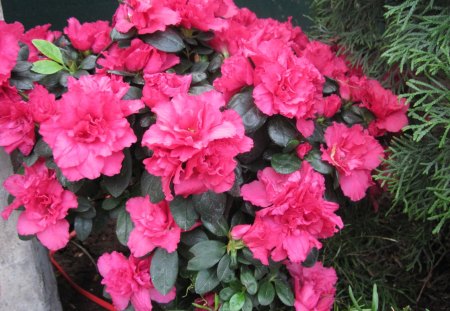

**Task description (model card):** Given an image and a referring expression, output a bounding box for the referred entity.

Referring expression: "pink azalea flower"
[352,79,408,136]
[296,142,312,159]
[39,75,144,181]
[142,73,191,109]
[98,39,179,74]
[287,261,337,311]
[172,0,238,32]
[231,163,343,264]
[21,24,61,62]
[0,21,24,85]
[64,18,111,53]
[251,43,324,137]
[28,84,57,123]
[0,85,35,155]
[142,90,253,200]
[98,252,176,311]
[113,0,181,35]
[317,94,341,118]
[302,41,348,79]
[321,122,384,201]
[2,160,77,250]
[126,195,181,257]
[213,55,254,101]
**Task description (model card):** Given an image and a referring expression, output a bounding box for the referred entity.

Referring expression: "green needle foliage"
[308,0,450,308]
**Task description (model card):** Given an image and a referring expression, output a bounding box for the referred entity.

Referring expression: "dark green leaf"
[107,70,135,77]
[76,197,93,213]
[9,77,34,90]
[341,110,363,125]
[191,61,209,73]
[74,216,93,241]
[323,78,338,95]
[110,28,136,41]
[283,139,300,153]
[187,253,222,271]
[18,234,34,241]
[34,139,52,157]
[268,117,298,147]
[189,240,226,257]
[180,229,208,246]
[189,85,215,95]
[229,292,245,311]
[302,247,319,267]
[274,279,295,306]
[116,208,133,246]
[13,61,32,72]
[217,255,234,282]
[23,152,39,167]
[258,280,275,306]
[140,171,165,203]
[142,28,185,53]
[208,54,223,72]
[103,149,132,197]
[123,86,143,100]
[32,39,64,64]
[191,72,207,83]
[228,166,243,197]
[73,70,89,78]
[195,268,220,294]
[242,295,253,311]
[220,287,236,301]
[228,91,267,134]
[306,150,333,174]
[193,191,226,222]
[151,248,179,295]
[101,197,122,211]
[240,267,258,295]
[31,60,63,75]
[80,55,97,70]
[169,196,199,230]
[271,153,301,174]
[195,31,215,41]
[202,216,229,237]
[17,43,30,61]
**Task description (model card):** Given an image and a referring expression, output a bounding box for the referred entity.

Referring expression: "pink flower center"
[72,115,106,143]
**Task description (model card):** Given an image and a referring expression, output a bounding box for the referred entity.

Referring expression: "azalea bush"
[0,0,408,310]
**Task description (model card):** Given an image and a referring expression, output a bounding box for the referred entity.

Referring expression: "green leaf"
[169,196,199,230]
[202,216,229,237]
[195,268,220,295]
[142,28,185,52]
[220,287,236,301]
[74,216,93,241]
[267,117,298,147]
[76,197,93,213]
[180,229,208,246]
[229,292,245,311]
[110,27,136,41]
[193,191,226,222]
[140,171,165,203]
[274,279,295,306]
[32,39,64,64]
[151,248,179,295]
[123,86,143,100]
[372,284,379,311]
[302,247,319,268]
[31,60,63,75]
[242,295,253,311]
[103,149,132,197]
[240,267,257,295]
[258,280,275,306]
[305,150,333,174]
[271,153,301,174]
[217,255,234,282]
[18,234,34,241]
[228,91,267,133]
[116,208,133,246]
[323,78,338,95]
[34,139,52,157]
[189,240,226,257]
[80,55,97,70]
[23,152,39,167]
[101,197,122,211]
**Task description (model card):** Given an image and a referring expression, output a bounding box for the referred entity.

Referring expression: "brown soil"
[55,219,127,311]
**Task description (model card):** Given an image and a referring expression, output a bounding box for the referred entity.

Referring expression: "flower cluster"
[0,0,408,310]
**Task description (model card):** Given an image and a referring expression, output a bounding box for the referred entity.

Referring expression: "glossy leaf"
[151,248,179,295]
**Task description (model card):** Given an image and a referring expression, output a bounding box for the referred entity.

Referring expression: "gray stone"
[0,149,62,311]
